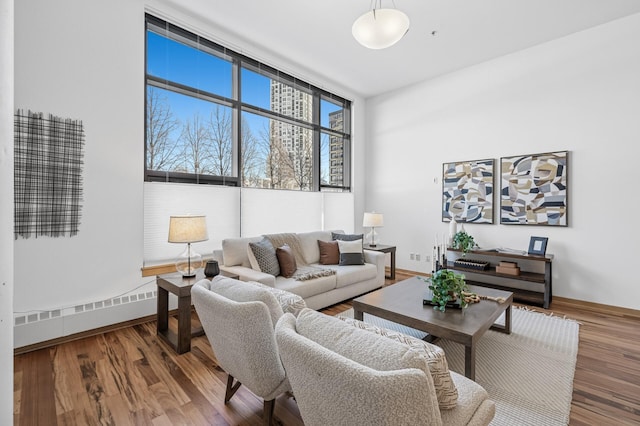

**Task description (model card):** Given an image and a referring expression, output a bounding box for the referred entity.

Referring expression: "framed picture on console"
[442,158,494,224]
[500,151,568,226]
[528,236,548,256]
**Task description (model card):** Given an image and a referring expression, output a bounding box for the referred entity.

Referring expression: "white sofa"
[212,230,385,310]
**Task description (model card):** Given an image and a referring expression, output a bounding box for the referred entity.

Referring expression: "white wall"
[365,14,640,310]
[13,0,365,346]
[1,0,14,421]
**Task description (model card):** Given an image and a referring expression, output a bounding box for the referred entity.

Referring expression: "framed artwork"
[528,236,549,256]
[442,158,494,224]
[500,151,568,226]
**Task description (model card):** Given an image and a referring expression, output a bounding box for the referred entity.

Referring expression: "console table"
[446,249,552,309]
[364,243,396,279]
[156,270,238,354]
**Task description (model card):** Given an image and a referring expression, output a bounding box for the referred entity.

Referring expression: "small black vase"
[204,260,220,278]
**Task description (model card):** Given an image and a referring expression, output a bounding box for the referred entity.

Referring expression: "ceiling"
[158,0,640,99]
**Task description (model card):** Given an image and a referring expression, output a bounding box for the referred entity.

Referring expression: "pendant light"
[352,0,410,49]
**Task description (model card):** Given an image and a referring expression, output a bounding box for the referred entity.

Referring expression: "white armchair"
[275,308,495,426]
[192,276,302,425]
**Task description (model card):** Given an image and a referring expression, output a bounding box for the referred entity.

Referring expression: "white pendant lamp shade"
[352,8,410,49]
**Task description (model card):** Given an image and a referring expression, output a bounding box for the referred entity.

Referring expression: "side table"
[156,269,239,354]
[363,243,396,280]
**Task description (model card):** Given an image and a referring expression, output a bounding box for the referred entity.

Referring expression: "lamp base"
[175,245,203,277]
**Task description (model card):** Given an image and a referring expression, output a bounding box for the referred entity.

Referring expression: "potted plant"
[426,269,469,312]
[453,230,475,255]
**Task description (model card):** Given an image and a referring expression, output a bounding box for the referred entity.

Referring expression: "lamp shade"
[363,212,384,227]
[168,215,209,243]
[352,8,410,49]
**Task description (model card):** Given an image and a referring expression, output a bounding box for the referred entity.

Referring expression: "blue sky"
[147,30,342,129]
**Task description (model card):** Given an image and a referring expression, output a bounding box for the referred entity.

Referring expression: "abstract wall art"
[500,151,568,226]
[442,158,494,224]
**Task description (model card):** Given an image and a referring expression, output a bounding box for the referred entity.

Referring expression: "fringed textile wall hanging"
[14,110,84,238]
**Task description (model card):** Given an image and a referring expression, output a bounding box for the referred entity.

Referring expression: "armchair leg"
[224,374,242,404]
[263,399,275,425]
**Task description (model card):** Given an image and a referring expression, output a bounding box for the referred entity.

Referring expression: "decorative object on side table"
[420,269,470,312]
[448,217,457,245]
[362,212,384,247]
[496,261,520,276]
[453,258,490,271]
[452,228,475,256]
[204,260,220,277]
[168,215,208,278]
[527,236,549,256]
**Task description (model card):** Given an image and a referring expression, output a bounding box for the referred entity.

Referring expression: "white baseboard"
[13,290,171,348]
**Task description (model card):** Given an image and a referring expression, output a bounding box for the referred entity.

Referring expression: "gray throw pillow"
[248,238,280,276]
[337,239,365,266]
[332,232,364,242]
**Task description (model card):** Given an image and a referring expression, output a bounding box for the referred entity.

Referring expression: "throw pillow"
[337,239,364,266]
[317,240,340,265]
[332,232,364,242]
[246,281,307,316]
[276,244,297,278]
[248,238,280,276]
[339,316,459,410]
[205,276,284,328]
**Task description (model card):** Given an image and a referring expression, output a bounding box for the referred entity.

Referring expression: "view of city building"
[328,110,344,186]
[269,81,313,190]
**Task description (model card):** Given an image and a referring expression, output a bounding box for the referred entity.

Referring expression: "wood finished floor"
[14,270,640,425]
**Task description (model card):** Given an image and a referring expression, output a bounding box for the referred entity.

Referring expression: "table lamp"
[363,212,384,247]
[168,215,209,277]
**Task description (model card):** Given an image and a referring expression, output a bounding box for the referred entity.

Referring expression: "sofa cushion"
[337,239,365,266]
[339,317,459,410]
[297,230,333,264]
[207,276,284,328]
[276,244,297,278]
[275,274,337,299]
[245,281,307,316]
[222,236,263,267]
[248,238,280,276]
[317,240,340,265]
[320,262,378,288]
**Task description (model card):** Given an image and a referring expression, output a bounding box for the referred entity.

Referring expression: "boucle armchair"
[275,309,495,426]
[192,276,303,425]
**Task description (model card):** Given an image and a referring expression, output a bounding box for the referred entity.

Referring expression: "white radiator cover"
[13,290,173,349]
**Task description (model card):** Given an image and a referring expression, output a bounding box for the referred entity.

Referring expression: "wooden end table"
[352,276,513,380]
[156,270,239,354]
[363,243,396,279]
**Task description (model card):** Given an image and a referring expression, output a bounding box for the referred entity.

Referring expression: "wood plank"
[17,349,57,425]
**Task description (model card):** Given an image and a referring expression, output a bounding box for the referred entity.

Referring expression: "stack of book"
[495,261,520,276]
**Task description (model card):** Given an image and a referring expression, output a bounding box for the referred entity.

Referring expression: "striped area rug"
[338,307,579,425]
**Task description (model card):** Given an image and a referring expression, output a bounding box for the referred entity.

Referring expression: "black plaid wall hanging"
[14,110,84,238]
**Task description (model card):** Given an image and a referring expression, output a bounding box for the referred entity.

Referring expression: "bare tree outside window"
[180,113,211,175]
[260,125,288,189]
[146,87,179,171]
[241,116,262,187]
[208,104,232,176]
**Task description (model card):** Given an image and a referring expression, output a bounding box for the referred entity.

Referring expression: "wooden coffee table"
[352,276,513,380]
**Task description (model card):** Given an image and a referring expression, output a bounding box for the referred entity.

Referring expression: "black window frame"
[144,14,351,192]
